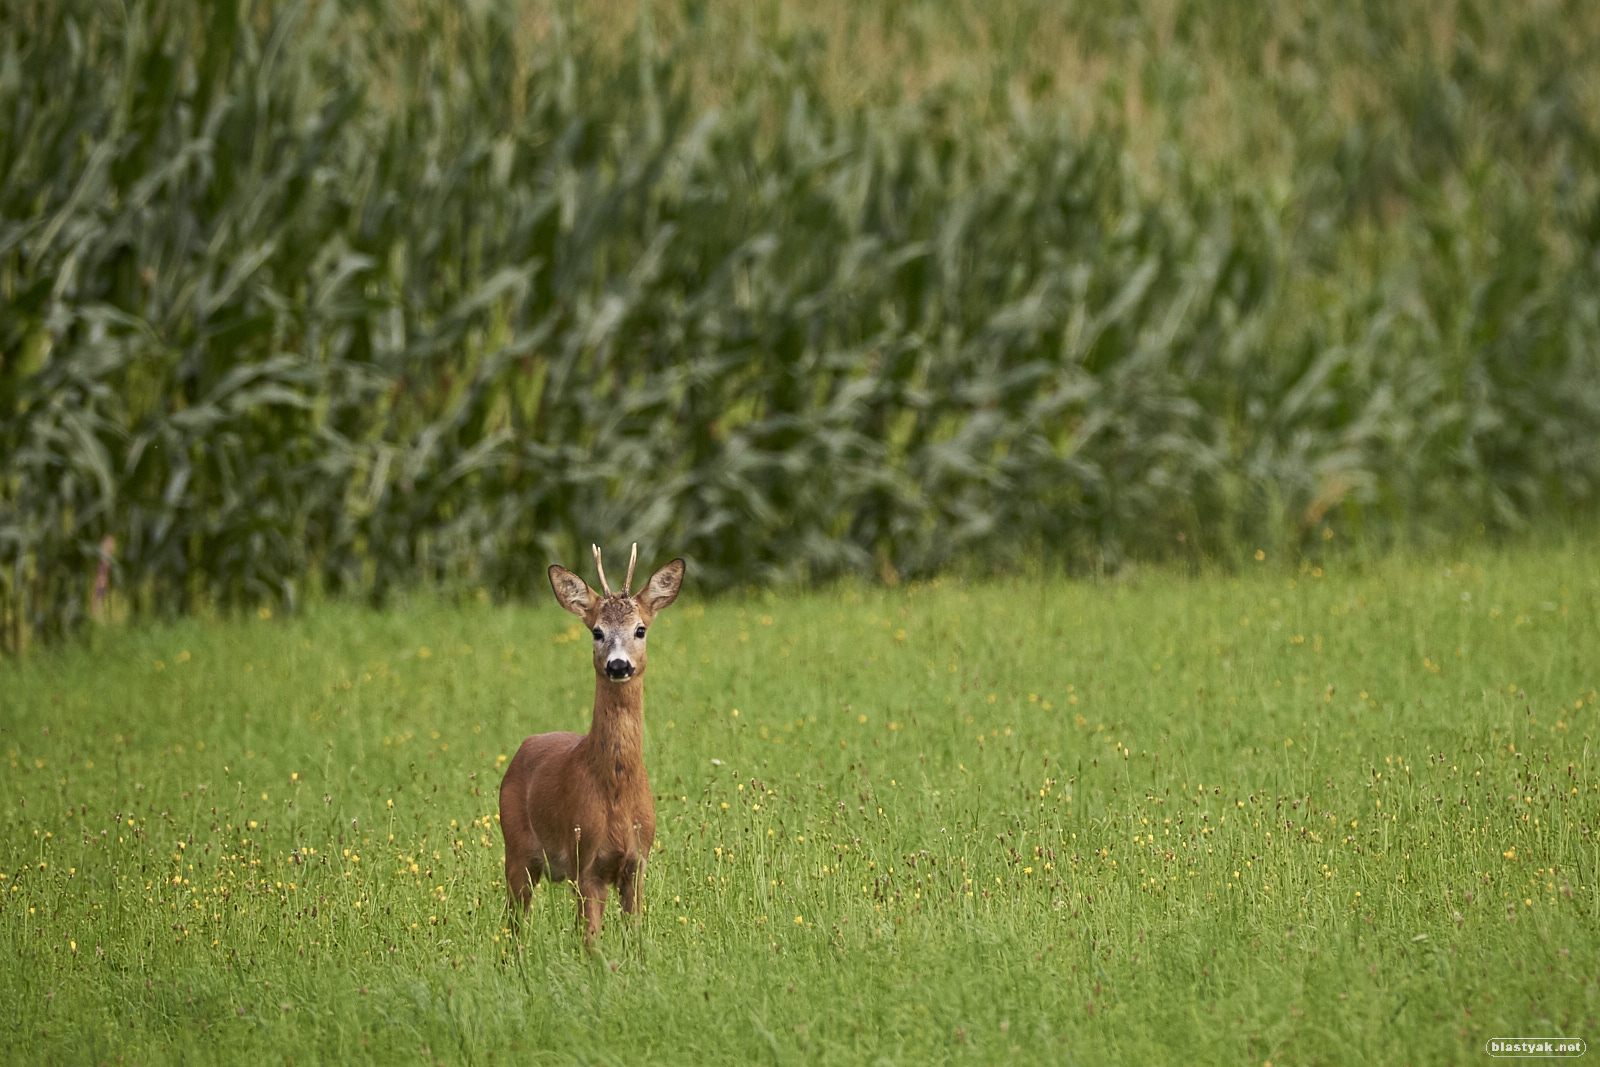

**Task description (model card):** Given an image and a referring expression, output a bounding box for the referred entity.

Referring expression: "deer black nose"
[606,658,634,680]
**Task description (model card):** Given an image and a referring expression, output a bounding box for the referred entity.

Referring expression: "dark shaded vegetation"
[5,0,1600,646]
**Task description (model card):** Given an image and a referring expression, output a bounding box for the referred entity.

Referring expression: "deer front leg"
[618,856,643,915]
[575,875,609,945]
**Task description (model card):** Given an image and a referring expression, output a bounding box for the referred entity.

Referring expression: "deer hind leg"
[504,830,545,916]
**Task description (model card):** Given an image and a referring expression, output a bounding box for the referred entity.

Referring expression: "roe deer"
[498,544,684,943]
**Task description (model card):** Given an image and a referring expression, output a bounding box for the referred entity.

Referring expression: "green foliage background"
[5,0,1600,645]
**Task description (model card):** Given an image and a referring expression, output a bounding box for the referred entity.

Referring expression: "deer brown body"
[499,547,684,943]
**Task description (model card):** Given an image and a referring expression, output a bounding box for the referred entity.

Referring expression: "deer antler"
[624,543,638,596]
[592,544,612,597]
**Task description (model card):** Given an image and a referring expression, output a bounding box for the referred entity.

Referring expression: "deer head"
[549,545,685,683]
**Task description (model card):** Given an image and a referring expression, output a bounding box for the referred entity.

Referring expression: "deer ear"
[638,558,685,615]
[548,565,597,618]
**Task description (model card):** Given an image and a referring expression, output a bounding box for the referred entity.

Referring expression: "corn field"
[4,0,1600,648]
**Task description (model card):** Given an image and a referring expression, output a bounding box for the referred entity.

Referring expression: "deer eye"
[635,626,647,639]
[591,628,603,641]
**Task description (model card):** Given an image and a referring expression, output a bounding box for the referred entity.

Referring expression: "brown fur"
[498,554,684,943]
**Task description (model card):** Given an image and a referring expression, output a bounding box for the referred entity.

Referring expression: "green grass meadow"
[2,541,1598,1064]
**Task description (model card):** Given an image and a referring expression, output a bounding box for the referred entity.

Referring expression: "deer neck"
[581,675,645,794]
